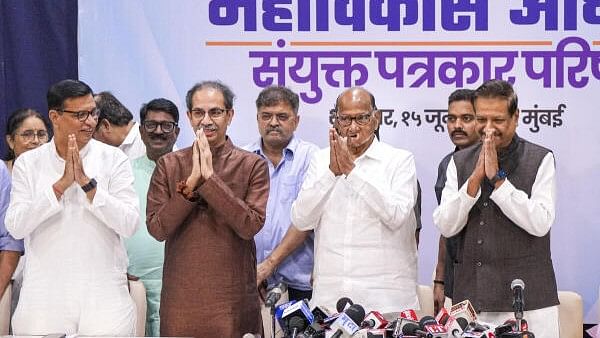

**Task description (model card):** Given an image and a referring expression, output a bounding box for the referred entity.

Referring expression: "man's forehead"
[338,91,372,112]
[146,110,175,121]
[63,94,95,108]
[192,88,225,106]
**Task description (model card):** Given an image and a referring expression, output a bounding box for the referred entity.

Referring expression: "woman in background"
[2,108,50,316]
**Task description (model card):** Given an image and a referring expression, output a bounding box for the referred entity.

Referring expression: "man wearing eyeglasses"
[93,91,146,160]
[291,87,419,314]
[147,81,268,337]
[6,79,139,335]
[126,98,180,336]
[243,86,319,303]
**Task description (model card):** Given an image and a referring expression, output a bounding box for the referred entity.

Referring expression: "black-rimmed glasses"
[59,108,100,122]
[334,111,375,127]
[142,120,178,133]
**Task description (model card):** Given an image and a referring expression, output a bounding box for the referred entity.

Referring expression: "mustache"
[451,130,467,137]
[266,127,282,133]
[198,125,217,132]
[148,133,168,140]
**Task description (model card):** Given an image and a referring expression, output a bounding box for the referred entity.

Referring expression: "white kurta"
[119,122,146,161]
[6,139,139,335]
[291,139,419,313]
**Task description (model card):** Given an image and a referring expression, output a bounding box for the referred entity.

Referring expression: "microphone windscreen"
[511,278,525,290]
[346,304,366,324]
[456,317,468,329]
[419,315,437,327]
[402,322,420,335]
[336,297,354,313]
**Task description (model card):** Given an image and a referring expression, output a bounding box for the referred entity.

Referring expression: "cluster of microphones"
[257,279,535,338]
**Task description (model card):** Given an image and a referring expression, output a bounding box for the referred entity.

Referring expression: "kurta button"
[476,261,482,267]
[477,239,483,245]
[479,221,485,225]
[483,202,488,207]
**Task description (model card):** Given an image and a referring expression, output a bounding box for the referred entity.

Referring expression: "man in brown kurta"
[147,81,268,337]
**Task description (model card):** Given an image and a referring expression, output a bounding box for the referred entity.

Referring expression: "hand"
[328,128,342,176]
[433,283,446,315]
[483,129,499,180]
[71,136,90,186]
[185,131,203,190]
[466,145,485,197]
[195,128,214,180]
[55,134,76,192]
[333,131,355,175]
[256,259,276,287]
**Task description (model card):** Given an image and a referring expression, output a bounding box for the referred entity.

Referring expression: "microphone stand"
[270,304,276,338]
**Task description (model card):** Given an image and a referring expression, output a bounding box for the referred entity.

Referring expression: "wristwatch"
[81,178,97,192]
[489,169,508,184]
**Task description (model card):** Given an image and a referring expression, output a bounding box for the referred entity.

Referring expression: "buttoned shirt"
[127,155,164,336]
[0,163,23,253]
[244,136,319,291]
[119,122,146,160]
[291,139,419,313]
[6,139,139,280]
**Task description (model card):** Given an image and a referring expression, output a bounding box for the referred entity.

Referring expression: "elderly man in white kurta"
[6,79,139,335]
[291,87,419,314]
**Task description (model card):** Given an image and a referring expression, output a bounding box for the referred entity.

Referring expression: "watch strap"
[81,178,97,193]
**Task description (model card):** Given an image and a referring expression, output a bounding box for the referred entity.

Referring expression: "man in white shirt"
[6,79,139,335]
[433,80,559,337]
[93,91,146,160]
[291,87,419,314]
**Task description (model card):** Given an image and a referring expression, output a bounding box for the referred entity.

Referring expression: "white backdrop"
[78,0,600,319]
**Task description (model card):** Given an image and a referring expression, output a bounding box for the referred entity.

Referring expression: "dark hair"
[140,98,180,123]
[448,89,475,105]
[94,91,133,128]
[473,80,518,116]
[255,86,299,114]
[47,79,93,111]
[186,81,235,111]
[4,108,51,161]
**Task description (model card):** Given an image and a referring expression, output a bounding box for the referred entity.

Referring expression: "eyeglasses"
[18,130,49,142]
[335,111,374,127]
[59,108,100,122]
[142,120,178,133]
[190,108,229,120]
[259,112,293,122]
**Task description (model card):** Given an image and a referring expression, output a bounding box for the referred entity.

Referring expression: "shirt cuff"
[490,178,514,204]
[458,179,481,204]
[0,237,24,253]
[89,186,108,210]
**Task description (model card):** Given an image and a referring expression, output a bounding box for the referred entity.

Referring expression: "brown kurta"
[147,138,269,337]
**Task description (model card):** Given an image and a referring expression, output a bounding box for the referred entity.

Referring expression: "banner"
[78,0,600,318]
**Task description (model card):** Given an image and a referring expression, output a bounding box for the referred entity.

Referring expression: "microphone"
[288,316,307,338]
[449,299,477,324]
[336,297,354,313]
[311,305,333,324]
[265,282,288,308]
[401,322,432,337]
[511,279,525,320]
[420,316,447,338]
[361,311,388,329]
[352,328,387,338]
[388,318,419,338]
[399,308,419,321]
[278,299,314,336]
[329,303,366,338]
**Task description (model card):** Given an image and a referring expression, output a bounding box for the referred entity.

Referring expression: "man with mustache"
[6,79,139,335]
[126,98,180,336]
[243,86,319,305]
[434,80,559,337]
[147,81,269,337]
[291,87,419,313]
[432,89,480,314]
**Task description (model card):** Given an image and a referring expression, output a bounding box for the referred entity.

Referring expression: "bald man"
[291,87,419,313]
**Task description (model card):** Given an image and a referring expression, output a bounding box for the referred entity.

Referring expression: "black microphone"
[336,297,354,313]
[511,279,525,320]
[288,316,307,338]
[330,303,366,338]
[402,322,432,338]
[265,282,288,308]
